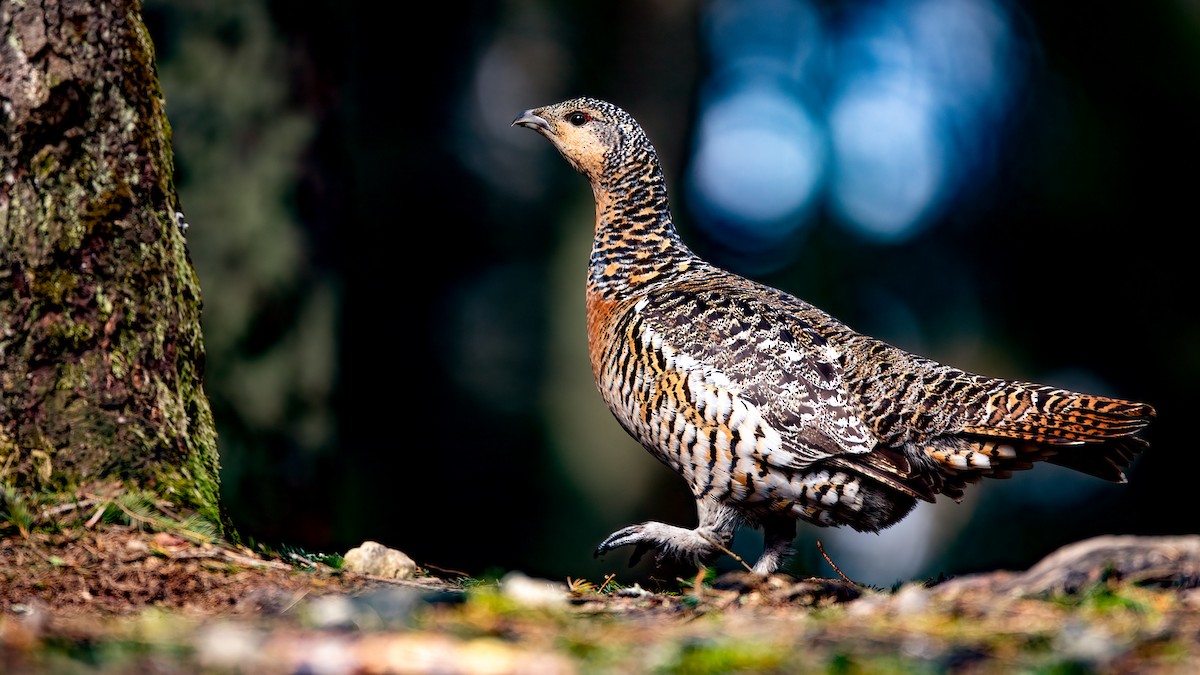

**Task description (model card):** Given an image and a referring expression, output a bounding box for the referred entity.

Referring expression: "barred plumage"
[513,97,1156,575]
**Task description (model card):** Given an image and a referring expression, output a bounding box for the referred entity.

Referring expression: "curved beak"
[512,110,552,134]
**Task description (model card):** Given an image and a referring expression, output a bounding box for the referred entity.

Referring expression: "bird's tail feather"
[960,386,1154,444]
[925,383,1155,490]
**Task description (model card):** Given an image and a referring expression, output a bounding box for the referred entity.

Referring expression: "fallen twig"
[817,539,857,586]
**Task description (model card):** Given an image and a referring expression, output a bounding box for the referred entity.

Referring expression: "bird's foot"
[594,522,727,568]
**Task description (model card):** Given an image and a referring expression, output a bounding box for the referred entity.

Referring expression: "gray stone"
[343,541,417,580]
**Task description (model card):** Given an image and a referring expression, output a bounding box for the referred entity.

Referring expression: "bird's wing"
[633,279,877,469]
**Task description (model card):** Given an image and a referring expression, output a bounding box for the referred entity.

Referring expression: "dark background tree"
[0,0,219,523]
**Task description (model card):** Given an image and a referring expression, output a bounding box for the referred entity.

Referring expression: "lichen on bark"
[0,0,222,527]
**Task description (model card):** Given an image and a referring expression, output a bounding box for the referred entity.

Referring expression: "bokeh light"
[686,79,826,253]
[688,0,1029,255]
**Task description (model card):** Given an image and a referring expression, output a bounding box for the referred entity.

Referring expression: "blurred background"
[143,0,1196,588]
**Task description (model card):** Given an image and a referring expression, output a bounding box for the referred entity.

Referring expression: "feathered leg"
[595,498,739,568]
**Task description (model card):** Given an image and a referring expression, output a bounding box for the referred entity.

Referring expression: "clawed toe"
[595,526,658,567]
[593,521,726,568]
[594,524,646,558]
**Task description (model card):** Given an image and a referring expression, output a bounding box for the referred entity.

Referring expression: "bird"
[512,97,1156,576]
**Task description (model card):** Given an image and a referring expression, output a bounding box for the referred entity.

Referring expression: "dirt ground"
[2,525,1199,674]
[0,527,422,616]
[0,525,456,672]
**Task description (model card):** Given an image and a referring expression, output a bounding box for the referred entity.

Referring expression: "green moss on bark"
[0,0,223,528]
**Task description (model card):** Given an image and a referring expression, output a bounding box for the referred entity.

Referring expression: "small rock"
[343,541,416,580]
[194,621,263,670]
[305,594,358,630]
[303,588,428,630]
[891,583,931,615]
[500,571,567,608]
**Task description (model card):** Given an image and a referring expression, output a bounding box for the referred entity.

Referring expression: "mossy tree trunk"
[0,0,221,526]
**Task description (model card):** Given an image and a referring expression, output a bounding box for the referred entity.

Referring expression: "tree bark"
[0,0,221,525]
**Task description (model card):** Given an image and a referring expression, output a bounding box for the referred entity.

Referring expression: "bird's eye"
[568,112,591,126]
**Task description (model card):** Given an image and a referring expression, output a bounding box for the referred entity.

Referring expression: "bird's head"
[512,97,653,185]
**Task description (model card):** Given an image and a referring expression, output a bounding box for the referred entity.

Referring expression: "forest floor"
[1,521,1199,674]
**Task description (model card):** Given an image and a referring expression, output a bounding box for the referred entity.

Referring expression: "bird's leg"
[595,499,739,568]
[751,516,797,576]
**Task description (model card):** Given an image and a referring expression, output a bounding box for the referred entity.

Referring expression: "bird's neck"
[587,166,698,300]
